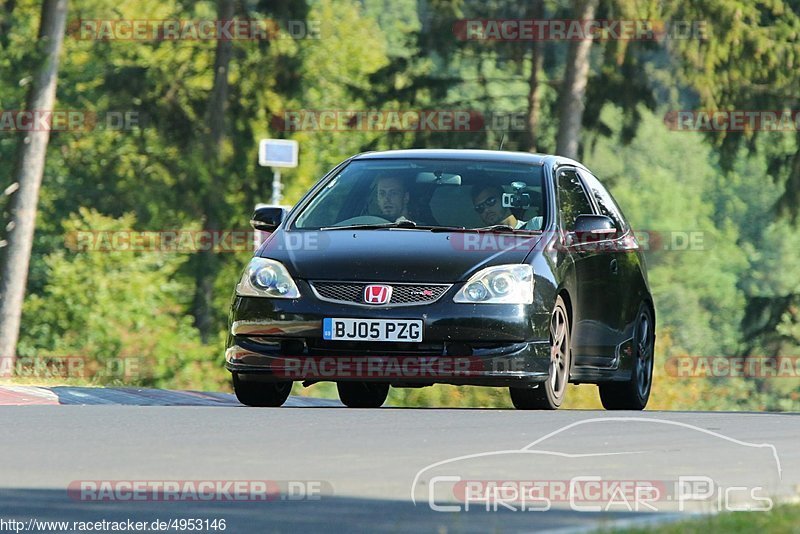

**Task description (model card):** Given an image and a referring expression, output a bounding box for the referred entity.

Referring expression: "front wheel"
[232,373,292,407]
[598,303,654,410]
[337,382,389,408]
[510,295,571,410]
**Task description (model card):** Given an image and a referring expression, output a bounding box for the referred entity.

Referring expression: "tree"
[663,0,800,359]
[555,0,598,159]
[191,0,234,342]
[0,0,68,374]
[663,0,800,215]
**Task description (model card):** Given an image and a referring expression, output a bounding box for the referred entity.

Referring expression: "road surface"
[0,386,798,533]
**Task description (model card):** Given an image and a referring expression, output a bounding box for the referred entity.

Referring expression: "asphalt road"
[0,388,798,533]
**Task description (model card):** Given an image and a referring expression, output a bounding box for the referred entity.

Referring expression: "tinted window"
[579,170,628,232]
[557,169,594,231]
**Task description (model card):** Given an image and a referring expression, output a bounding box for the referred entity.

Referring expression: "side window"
[579,171,628,232]
[557,169,594,231]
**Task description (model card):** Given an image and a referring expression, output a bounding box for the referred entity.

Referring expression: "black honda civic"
[226,149,655,410]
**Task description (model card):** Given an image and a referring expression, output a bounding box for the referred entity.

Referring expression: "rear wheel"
[337,382,389,408]
[232,373,292,407]
[510,295,571,410]
[598,304,654,410]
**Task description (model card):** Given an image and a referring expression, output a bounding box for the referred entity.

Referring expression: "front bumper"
[225,281,552,387]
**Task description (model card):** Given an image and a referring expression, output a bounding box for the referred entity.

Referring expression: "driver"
[374,175,410,222]
[471,185,526,229]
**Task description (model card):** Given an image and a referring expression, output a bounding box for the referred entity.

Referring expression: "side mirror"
[250,206,286,232]
[573,214,616,236]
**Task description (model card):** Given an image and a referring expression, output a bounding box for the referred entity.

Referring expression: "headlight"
[236,258,300,298]
[454,264,533,304]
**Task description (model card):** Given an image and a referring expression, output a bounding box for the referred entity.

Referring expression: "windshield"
[292,158,546,231]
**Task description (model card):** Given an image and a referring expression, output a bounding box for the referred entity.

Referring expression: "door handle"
[610,258,619,275]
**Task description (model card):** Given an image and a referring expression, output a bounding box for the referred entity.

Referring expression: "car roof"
[351,149,589,171]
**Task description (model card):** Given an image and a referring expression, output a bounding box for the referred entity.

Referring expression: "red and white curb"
[0,385,59,405]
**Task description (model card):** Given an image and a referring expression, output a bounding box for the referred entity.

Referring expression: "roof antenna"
[498,133,506,151]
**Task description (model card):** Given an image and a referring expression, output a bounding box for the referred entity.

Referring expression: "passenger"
[471,185,527,229]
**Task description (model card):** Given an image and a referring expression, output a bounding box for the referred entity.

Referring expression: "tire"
[510,295,571,410]
[337,381,389,408]
[232,373,292,407]
[599,303,655,410]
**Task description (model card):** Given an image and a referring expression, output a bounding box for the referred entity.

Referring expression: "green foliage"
[17,209,226,390]
[613,503,800,534]
[664,0,800,216]
[280,0,390,202]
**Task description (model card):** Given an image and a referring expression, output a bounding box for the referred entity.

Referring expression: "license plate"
[322,318,423,342]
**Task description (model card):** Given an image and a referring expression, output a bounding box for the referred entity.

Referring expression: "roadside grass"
[609,504,800,533]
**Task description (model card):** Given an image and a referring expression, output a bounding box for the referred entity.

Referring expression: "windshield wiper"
[474,224,518,233]
[429,226,468,232]
[320,220,421,231]
[433,225,539,234]
[320,221,534,233]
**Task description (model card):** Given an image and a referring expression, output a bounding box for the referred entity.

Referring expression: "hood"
[259,229,542,283]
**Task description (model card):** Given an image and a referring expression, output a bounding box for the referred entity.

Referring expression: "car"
[225,149,655,410]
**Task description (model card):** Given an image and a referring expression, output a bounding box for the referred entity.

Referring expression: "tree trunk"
[555,0,598,159]
[191,0,234,342]
[0,0,68,375]
[524,0,545,153]
[207,0,234,153]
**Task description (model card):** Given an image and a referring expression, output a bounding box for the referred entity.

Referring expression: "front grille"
[310,281,450,307]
